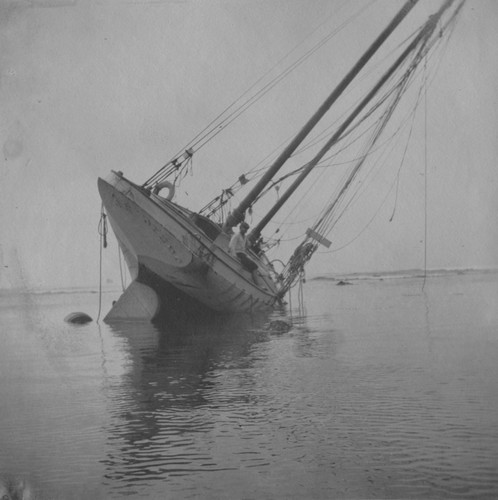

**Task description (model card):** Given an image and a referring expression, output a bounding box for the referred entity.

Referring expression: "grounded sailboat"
[98,0,465,321]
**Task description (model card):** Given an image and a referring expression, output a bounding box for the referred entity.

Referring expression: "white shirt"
[229,232,247,256]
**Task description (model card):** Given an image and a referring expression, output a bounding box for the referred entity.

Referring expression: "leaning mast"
[222,0,420,232]
[249,0,458,243]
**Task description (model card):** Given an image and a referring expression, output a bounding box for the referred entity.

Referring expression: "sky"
[1,0,497,290]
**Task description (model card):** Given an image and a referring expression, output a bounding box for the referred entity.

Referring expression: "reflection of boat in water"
[0,477,34,500]
[98,0,465,321]
[100,313,279,487]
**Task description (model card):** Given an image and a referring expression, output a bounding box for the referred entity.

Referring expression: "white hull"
[98,171,280,319]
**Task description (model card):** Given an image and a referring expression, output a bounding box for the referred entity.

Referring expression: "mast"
[222,0,419,232]
[249,0,456,243]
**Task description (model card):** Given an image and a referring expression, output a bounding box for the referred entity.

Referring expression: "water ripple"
[2,277,498,499]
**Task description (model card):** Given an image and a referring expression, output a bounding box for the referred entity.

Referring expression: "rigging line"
[352,22,453,121]
[272,233,308,244]
[290,18,425,158]
[291,3,462,270]
[333,76,419,213]
[205,114,351,218]
[186,1,376,156]
[294,88,398,160]
[321,50,439,162]
[152,2,455,190]
[314,34,441,232]
[312,96,410,169]
[246,83,385,187]
[320,115,408,238]
[249,205,320,227]
[306,76,415,238]
[263,155,342,236]
[263,90,403,238]
[414,13,462,99]
[206,2,457,220]
[178,30,447,211]
[198,49,427,215]
[294,55,413,154]
[422,55,428,291]
[223,136,349,213]
[389,63,428,221]
[314,79,405,224]
[318,160,400,254]
[314,144,379,237]
[96,204,106,324]
[185,0,361,149]
[292,21,426,156]
[316,102,420,253]
[293,89,391,155]
[318,103,415,170]
[294,41,429,169]
[313,73,412,237]
[203,133,297,215]
[251,114,369,203]
[321,109,410,236]
[222,5,392,186]
[316,49,438,254]
[202,9,429,216]
[317,46,440,245]
[388,107,417,222]
[244,139,297,179]
[254,59,419,214]
[253,161,320,206]
[397,3,463,287]
[394,3,464,101]
[296,87,403,168]
[258,23,449,180]
[255,154,348,206]
[152,1,388,188]
[190,27,349,154]
[323,43,447,176]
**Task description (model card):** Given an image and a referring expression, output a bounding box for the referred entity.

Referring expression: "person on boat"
[229,222,259,284]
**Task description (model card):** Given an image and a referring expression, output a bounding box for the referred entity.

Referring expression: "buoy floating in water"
[336,280,352,286]
[266,319,291,333]
[64,312,93,324]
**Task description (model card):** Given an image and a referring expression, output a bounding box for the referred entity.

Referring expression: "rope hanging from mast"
[223,0,421,233]
[142,2,374,193]
[276,0,465,296]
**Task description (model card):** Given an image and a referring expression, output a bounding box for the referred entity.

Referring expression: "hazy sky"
[1,0,497,290]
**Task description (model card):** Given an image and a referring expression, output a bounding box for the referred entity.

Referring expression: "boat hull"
[98,171,279,319]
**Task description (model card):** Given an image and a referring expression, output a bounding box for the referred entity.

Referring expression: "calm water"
[1,272,497,499]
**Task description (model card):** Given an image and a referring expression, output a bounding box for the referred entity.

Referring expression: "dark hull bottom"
[137,264,220,324]
[105,264,272,325]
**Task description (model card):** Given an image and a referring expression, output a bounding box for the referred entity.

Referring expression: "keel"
[105,281,160,322]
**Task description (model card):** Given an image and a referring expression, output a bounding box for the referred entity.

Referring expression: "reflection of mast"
[222,0,419,232]
[248,0,456,243]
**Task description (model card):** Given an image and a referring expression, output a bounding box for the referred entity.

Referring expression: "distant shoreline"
[1,268,497,295]
[310,267,498,282]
